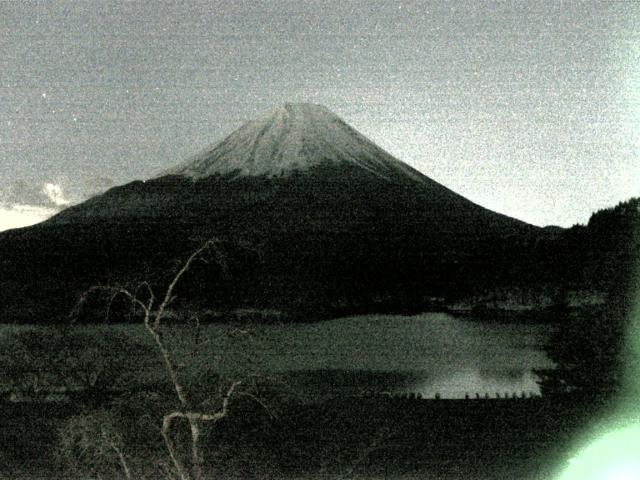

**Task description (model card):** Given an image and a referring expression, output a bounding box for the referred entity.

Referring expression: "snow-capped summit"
[164,103,425,183]
[0,102,544,324]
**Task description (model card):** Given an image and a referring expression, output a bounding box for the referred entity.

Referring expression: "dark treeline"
[534,198,639,401]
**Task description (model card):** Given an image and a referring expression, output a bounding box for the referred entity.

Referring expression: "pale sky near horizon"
[1,0,639,231]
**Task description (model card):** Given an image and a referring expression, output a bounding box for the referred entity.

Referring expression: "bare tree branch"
[162,413,191,480]
[71,238,268,480]
[70,285,152,324]
[109,440,133,480]
[237,391,277,420]
[146,322,189,406]
[154,239,219,330]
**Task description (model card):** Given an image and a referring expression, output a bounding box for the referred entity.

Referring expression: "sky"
[1,0,639,231]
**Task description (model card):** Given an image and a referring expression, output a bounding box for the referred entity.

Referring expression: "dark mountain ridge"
[0,105,634,323]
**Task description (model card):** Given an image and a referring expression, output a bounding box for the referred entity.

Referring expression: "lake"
[203,312,556,399]
[1,312,556,400]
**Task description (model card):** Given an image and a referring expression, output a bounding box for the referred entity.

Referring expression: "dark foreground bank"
[0,392,612,480]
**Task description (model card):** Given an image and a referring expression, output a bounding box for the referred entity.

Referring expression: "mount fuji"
[164,103,427,182]
[0,104,550,322]
[46,103,531,228]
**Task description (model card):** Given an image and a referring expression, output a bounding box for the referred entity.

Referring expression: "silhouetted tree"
[535,293,631,398]
[72,239,272,480]
[536,199,639,398]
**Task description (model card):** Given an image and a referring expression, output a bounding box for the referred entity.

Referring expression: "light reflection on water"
[266,312,555,399]
[405,367,544,399]
[0,312,556,400]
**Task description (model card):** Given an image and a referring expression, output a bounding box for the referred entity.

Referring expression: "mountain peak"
[277,102,334,115]
[163,103,426,183]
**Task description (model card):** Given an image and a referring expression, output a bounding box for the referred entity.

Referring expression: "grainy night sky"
[1,0,638,230]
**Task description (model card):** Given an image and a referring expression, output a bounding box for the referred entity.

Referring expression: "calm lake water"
[231,312,556,399]
[2,312,555,400]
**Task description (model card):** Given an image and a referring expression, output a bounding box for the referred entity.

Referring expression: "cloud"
[42,183,71,206]
[2,180,45,206]
[83,176,115,200]
[2,180,73,208]
[0,203,57,232]
[0,180,74,232]
[0,178,115,232]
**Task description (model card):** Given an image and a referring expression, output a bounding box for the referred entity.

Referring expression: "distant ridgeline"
[0,104,637,323]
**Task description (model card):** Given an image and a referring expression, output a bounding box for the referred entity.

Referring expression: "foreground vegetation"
[0,391,613,479]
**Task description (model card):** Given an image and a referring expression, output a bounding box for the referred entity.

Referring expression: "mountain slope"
[47,103,529,230]
[0,104,551,323]
[162,103,426,183]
